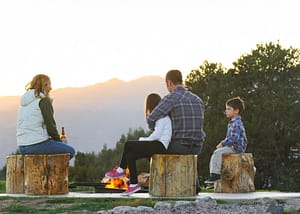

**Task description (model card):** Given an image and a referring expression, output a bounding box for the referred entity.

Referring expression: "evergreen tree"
[185,61,229,180]
[185,42,300,191]
[230,42,300,190]
[69,127,150,182]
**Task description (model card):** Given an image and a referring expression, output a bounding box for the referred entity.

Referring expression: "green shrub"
[0,180,5,193]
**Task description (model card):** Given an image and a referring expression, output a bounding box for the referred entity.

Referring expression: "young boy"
[205,97,248,185]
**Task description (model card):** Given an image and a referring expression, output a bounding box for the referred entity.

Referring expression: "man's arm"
[147,95,173,130]
[139,118,166,141]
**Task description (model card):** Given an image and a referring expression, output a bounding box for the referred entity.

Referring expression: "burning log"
[96,168,149,193]
[149,154,198,197]
[101,168,130,190]
[214,153,255,193]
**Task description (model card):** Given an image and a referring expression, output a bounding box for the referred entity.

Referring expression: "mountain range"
[0,76,167,168]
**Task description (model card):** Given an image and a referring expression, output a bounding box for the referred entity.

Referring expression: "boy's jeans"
[209,146,234,174]
[18,139,75,159]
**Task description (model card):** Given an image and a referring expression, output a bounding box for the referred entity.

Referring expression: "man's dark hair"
[226,97,245,114]
[165,70,183,85]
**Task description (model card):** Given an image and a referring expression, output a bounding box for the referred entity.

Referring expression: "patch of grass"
[202,188,215,193]
[68,185,94,192]
[0,180,5,193]
[53,198,173,211]
[111,198,157,208]
[46,197,78,204]
[6,204,39,213]
[0,197,195,213]
[216,199,229,204]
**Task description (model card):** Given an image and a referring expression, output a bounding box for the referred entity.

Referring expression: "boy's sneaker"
[105,168,126,179]
[121,184,141,196]
[204,173,221,183]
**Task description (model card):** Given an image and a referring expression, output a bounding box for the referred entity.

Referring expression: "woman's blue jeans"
[18,139,75,159]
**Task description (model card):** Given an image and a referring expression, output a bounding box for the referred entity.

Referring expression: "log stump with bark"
[138,172,150,187]
[6,155,24,194]
[214,153,255,193]
[149,154,198,197]
[6,154,70,195]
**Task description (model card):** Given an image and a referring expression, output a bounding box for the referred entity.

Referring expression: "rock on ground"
[97,197,300,214]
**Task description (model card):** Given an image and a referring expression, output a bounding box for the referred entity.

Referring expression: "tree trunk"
[6,155,25,194]
[215,153,255,193]
[23,154,70,195]
[149,154,197,197]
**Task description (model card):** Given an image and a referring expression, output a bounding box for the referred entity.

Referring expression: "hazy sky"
[0,0,299,96]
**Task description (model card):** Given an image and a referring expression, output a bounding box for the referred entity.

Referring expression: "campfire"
[69,167,149,193]
[101,167,130,190]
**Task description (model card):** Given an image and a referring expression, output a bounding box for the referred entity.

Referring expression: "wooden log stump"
[215,153,255,193]
[6,155,24,194]
[138,172,150,187]
[6,154,70,195]
[24,154,70,195]
[149,154,197,197]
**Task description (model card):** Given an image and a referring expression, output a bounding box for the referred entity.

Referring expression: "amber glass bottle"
[60,127,68,144]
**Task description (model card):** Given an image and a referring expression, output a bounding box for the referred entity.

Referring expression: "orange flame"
[103,168,130,190]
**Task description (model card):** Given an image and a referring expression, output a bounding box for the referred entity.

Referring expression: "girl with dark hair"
[105,93,172,196]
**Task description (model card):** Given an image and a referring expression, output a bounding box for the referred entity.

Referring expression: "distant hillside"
[0,76,167,168]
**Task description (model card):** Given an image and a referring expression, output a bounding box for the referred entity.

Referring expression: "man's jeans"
[167,143,202,155]
[19,139,75,159]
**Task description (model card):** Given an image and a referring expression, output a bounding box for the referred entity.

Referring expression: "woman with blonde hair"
[105,93,172,196]
[17,74,75,159]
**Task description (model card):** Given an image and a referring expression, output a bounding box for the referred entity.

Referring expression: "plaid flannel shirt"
[147,86,205,143]
[221,116,248,153]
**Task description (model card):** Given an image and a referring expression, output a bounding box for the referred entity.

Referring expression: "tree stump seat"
[6,155,24,194]
[6,154,70,195]
[214,153,255,193]
[149,154,198,197]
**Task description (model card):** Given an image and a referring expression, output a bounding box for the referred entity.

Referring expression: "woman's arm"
[39,97,61,141]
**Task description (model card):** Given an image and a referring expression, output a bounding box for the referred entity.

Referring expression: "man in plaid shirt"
[147,70,205,155]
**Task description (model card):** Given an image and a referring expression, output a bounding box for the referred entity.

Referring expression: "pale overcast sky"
[0,0,299,96]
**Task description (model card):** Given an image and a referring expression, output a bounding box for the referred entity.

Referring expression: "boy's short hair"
[165,70,183,85]
[226,97,245,114]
